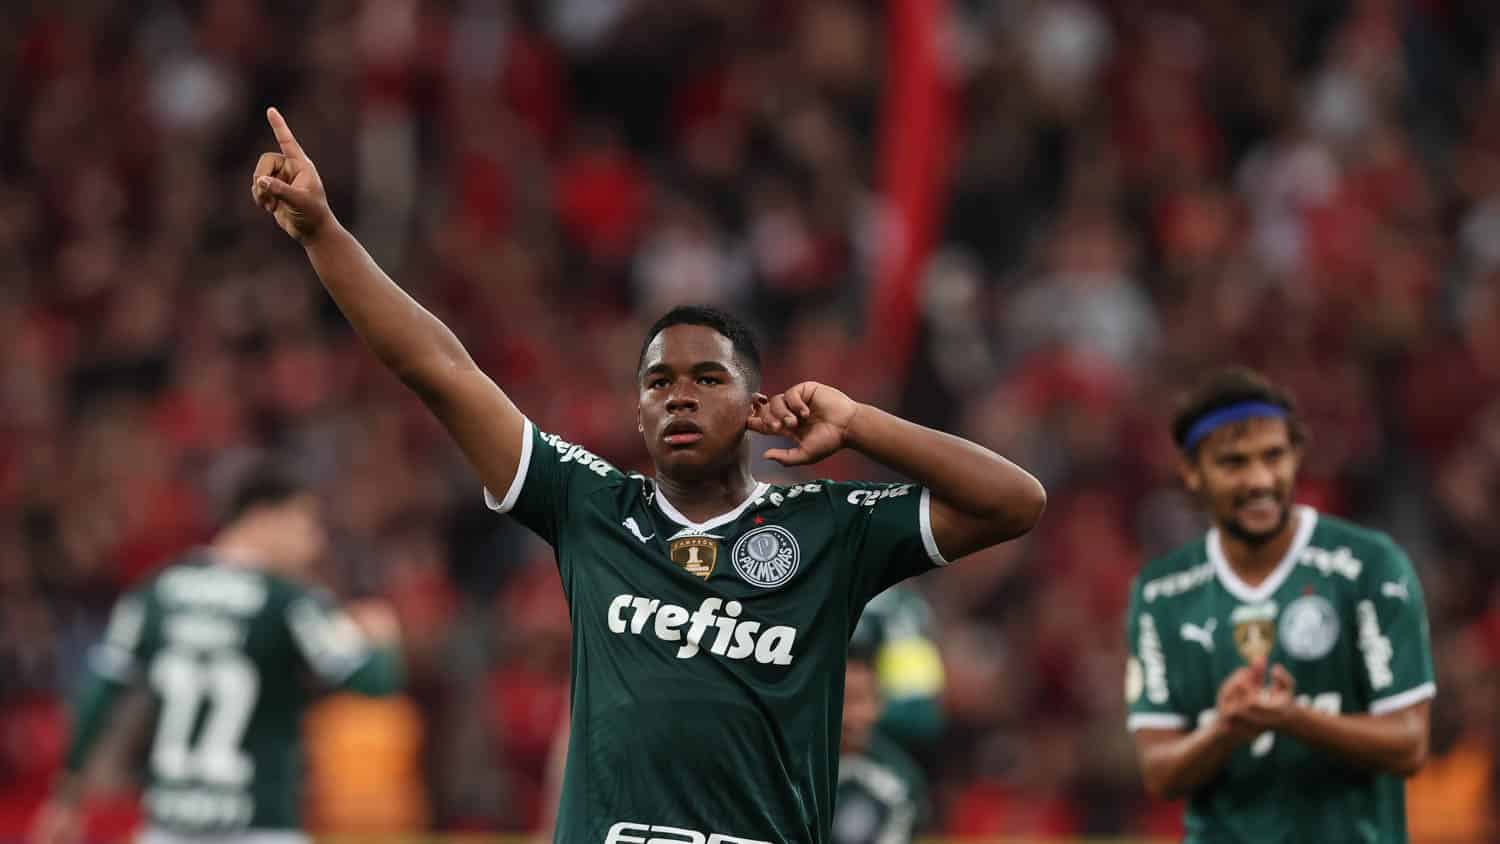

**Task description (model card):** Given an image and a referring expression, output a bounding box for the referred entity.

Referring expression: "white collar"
[1207,505,1318,603]
[653,481,770,533]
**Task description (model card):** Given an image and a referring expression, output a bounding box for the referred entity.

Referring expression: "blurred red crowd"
[0,0,1496,840]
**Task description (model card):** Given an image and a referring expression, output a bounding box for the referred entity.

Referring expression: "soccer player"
[849,586,945,749]
[30,465,403,844]
[250,107,1045,842]
[831,645,926,844]
[1125,368,1435,842]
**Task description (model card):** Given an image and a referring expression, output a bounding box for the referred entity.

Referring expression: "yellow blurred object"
[877,637,945,699]
[305,694,429,833]
[1406,736,1496,844]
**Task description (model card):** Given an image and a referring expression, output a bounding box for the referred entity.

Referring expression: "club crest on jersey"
[670,536,719,579]
[1231,602,1278,663]
[731,525,800,588]
[1279,594,1340,660]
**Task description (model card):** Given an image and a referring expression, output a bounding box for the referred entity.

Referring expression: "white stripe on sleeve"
[484,418,535,513]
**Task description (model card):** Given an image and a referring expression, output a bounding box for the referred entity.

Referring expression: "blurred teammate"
[250,107,1045,841]
[30,465,403,844]
[832,645,926,844]
[850,585,945,750]
[1125,368,1434,842]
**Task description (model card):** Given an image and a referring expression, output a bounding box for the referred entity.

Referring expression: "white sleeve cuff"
[1369,682,1436,715]
[1127,712,1188,732]
[918,488,949,566]
[484,418,534,513]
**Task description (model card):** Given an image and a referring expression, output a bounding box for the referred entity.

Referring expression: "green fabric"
[493,422,945,843]
[1125,508,1435,844]
[342,645,403,696]
[833,732,927,844]
[68,556,403,835]
[852,587,945,746]
[64,670,127,773]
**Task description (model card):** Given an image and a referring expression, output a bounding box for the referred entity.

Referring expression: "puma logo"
[623,517,654,543]
[1180,618,1217,652]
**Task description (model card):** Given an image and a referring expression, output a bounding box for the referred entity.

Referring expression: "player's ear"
[1286,441,1305,474]
[1176,450,1203,495]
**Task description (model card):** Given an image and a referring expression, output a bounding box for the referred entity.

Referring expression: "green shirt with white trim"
[1124,507,1435,844]
[76,555,399,834]
[486,421,947,844]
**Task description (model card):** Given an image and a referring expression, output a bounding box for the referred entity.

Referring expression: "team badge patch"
[669,537,719,579]
[1231,601,1278,663]
[731,525,800,588]
[1279,594,1340,660]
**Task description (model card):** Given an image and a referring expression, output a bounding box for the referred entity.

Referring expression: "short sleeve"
[1355,537,1436,715]
[89,592,150,682]
[1124,579,1188,732]
[833,482,947,609]
[484,419,624,547]
[285,592,374,689]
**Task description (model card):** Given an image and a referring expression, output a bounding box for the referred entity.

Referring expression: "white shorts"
[139,828,310,844]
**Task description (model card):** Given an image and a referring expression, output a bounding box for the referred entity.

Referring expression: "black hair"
[225,461,312,525]
[1171,367,1306,455]
[638,305,763,390]
[846,640,877,667]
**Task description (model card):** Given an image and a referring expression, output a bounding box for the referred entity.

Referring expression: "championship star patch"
[731,525,800,588]
[669,536,719,579]
[1231,601,1278,663]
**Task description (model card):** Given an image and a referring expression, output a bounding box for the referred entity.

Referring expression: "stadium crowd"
[0,0,1496,839]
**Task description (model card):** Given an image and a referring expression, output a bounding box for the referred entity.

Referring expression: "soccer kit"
[67,554,402,840]
[850,586,945,745]
[1125,507,1436,843]
[831,733,926,844]
[486,421,949,843]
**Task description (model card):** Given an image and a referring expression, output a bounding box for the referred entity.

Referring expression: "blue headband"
[1182,401,1287,452]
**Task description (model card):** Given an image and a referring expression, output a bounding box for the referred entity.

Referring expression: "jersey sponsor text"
[606,595,797,664]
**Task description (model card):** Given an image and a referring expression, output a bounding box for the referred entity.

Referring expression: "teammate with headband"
[1122,368,1434,843]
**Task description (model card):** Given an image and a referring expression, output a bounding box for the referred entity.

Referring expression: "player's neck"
[1217,510,1301,587]
[211,526,270,570]
[654,464,760,525]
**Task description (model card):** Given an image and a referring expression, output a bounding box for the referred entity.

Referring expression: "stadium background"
[0,0,1497,841]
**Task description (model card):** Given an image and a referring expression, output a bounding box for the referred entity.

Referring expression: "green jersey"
[1124,507,1436,844]
[832,733,926,844]
[72,554,401,834]
[486,421,947,844]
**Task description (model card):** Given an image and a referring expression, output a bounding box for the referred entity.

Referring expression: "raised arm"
[250,107,526,497]
[748,382,1045,561]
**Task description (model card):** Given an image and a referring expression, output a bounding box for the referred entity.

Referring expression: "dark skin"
[251,107,1045,561]
[1133,416,1430,800]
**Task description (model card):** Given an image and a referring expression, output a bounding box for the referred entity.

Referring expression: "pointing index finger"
[266,107,308,161]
